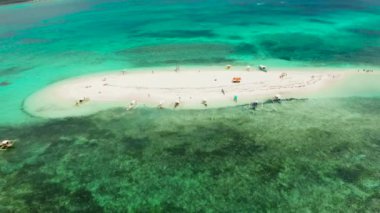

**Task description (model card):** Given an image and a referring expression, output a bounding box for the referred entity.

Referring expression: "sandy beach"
[24,66,354,118]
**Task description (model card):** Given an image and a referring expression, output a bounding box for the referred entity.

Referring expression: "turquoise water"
[1,0,380,124]
[0,0,380,211]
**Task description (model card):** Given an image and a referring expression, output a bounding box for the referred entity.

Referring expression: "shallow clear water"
[1,98,380,211]
[0,0,380,211]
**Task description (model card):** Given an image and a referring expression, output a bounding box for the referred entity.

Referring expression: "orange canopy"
[232,77,241,83]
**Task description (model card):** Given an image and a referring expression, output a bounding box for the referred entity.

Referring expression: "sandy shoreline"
[24,66,356,118]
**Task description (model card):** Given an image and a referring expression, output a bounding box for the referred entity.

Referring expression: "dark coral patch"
[0,81,10,86]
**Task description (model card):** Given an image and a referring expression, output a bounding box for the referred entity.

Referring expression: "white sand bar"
[24,66,352,118]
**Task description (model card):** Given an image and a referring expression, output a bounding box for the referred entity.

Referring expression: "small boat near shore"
[259,65,267,72]
[1,140,14,150]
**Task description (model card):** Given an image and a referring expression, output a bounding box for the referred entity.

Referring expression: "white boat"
[0,140,14,149]
[258,65,267,71]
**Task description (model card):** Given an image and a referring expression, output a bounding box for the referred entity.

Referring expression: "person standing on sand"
[174,100,180,108]
[174,97,181,108]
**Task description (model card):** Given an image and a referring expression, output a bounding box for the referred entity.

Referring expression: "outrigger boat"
[0,140,14,150]
[258,65,267,72]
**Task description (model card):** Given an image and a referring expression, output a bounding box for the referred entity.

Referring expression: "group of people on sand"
[109,64,287,111]
[126,84,246,110]
[1,140,14,150]
[225,64,268,72]
[358,69,374,73]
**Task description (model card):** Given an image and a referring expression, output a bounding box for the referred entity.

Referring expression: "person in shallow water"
[251,101,258,110]
[158,101,164,109]
[273,94,282,103]
[127,100,137,111]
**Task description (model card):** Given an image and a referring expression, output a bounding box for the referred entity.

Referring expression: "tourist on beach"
[273,94,282,103]
[80,97,90,103]
[279,73,287,79]
[174,100,180,108]
[75,97,90,106]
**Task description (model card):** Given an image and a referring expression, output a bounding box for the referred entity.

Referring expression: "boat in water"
[259,65,267,72]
